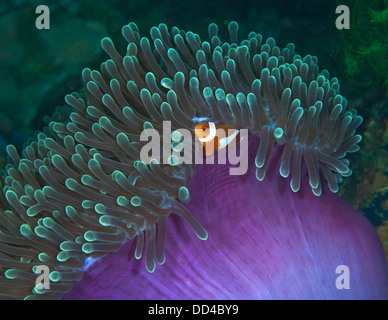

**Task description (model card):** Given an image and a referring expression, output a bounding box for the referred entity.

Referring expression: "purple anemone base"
[63,135,388,299]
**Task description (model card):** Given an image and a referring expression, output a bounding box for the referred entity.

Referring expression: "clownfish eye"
[195,121,216,142]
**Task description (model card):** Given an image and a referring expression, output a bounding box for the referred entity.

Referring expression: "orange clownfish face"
[194,121,241,157]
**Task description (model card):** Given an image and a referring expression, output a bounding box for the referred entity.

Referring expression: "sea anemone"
[63,134,388,299]
[0,21,385,300]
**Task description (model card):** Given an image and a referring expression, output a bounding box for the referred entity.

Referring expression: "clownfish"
[194,120,241,157]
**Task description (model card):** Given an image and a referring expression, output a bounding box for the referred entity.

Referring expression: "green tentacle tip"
[82,243,94,254]
[99,215,110,226]
[149,158,159,165]
[4,269,17,279]
[178,186,190,204]
[143,121,154,130]
[75,236,85,244]
[19,224,31,236]
[42,217,54,228]
[33,284,47,294]
[82,200,95,209]
[84,231,96,242]
[32,265,40,273]
[56,251,69,262]
[274,127,284,139]
[134,160,147,170]
[95,203,105,214]
[38,253,49,262]
[167,154,179,166]
[200,229,209,241]
[49,271,61,282]
[34,226,47,237]
[117,196,129,206]
[60,241,74,251]
[131,196,142,206]
[171,130,183,142]
[26,206,39,217]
